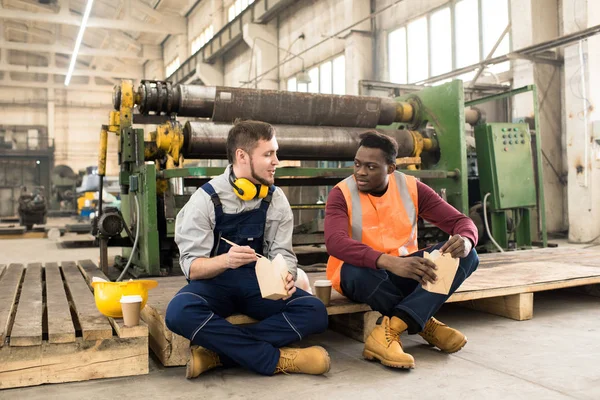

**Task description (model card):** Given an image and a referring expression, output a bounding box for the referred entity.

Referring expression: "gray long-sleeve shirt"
[175,165,298,280]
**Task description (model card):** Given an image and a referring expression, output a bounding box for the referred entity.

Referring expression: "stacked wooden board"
[0,261,149,390]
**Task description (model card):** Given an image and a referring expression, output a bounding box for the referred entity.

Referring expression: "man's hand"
[282,272,296,300]
[226,245,257,269]
[377,254,438,285]
[440,235,472,258]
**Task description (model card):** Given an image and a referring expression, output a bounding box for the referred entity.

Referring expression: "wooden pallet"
[0,261,149,390]
[141,247,600,365]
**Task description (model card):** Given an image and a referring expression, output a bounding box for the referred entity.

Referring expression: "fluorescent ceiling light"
[64,0,95,86]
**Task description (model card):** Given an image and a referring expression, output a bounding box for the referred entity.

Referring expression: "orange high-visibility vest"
[326,171,419,295]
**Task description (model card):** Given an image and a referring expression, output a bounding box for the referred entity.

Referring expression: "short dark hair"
[226,120,275,164]
[358,130,398,164]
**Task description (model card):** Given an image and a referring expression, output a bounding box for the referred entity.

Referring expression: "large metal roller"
[183,121,418,161]
[132,82,414,126]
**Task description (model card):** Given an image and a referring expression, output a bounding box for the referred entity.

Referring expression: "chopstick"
[220,237,266,258]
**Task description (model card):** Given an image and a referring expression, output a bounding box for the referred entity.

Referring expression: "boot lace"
[385,324,402,347]
[420,318,444,341]
[275,351,300,374]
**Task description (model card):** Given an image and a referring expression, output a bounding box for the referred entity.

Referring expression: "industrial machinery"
[17,186,47,230]
[49,165,78,215]
[98,79,546,277]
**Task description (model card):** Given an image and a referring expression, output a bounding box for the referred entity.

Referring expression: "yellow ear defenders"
[229,169,269,201]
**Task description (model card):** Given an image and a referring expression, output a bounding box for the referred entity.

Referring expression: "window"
[407,16,428,82]
[191,25,214,55]
[430,7,452,76]
[455,0,479,68]
[165,57,180,77]
[228,0,255,22]
[319,61,332,94]
[332,55,345,95]
[388,0,510,84]
[388,27,407,84]
[482,0,510,73]
[286,54,345,95]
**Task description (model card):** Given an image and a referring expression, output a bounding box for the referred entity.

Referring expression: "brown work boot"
[274,346,331,375]
[419,317,467,353]
[362,316,415,369]
[186,346,222,379]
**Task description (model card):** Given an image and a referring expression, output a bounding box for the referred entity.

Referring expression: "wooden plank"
[141,304,189,367]
[329,311,381,343]
[0,264,6,279]
[77,259,107,284]
[61,261,113,341]
[0,264,25,347]
[0,336,148,389]
[109,318,148,339]
[459,293,534,321]
[0,232,46,240]
[77,260,148,339]
[45,263,76,344]
[448,262,600,302]
[10,264,43,347]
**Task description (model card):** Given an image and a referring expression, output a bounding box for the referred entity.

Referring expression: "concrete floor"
[1,238,599,400]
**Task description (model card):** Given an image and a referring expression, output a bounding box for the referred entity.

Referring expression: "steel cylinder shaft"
[183,122,418,161]
[134,82,414,126]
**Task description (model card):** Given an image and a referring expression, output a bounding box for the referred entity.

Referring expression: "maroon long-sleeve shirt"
[324,180,478,269]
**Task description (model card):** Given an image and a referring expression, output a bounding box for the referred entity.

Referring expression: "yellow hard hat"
[91,280,158,318]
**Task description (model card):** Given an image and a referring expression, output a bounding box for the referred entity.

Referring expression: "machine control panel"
[475,123,537,210]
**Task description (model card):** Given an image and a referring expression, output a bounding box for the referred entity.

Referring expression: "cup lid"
[120,295,143,303]
[314,279,332,287]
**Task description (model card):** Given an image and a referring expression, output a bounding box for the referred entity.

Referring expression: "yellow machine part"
[98,126,108,176]
[77,192,96,213]
[119,80,134,128]
[155,122,184,163]
[395,102,414,123]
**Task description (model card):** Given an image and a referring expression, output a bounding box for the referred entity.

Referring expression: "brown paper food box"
[422,250,460,295]
[255,253,289,300]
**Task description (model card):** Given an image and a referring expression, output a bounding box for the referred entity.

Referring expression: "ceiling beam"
[0,40,160,61]
[0,63,143,79]
[130,0,185,25]
[0,77,114,92]
[0,5,186,35]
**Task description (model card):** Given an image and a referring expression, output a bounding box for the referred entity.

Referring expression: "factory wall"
[0,87,117,178]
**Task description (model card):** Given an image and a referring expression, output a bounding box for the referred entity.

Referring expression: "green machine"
[475,123,537,250]
[96,80,546,277]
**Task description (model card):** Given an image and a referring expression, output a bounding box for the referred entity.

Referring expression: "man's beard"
[250,158,273,186]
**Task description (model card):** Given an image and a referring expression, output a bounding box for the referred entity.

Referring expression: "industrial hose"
[483,193,504,253]
[117,195,140,281]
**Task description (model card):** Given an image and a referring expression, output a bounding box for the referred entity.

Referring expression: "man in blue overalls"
[166,120,330,379]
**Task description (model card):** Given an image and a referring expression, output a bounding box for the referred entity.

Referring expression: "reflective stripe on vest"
[326,171,419,294]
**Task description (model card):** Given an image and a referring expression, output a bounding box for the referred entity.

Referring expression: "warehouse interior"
[0,0,599,398]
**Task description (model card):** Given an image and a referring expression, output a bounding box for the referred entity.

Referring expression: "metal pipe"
[135,83,414,126]
[465,107,485,126]
[182,122,419,161]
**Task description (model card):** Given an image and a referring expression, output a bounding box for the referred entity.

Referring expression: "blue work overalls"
[165,183,328,375]
[340,243,479,333]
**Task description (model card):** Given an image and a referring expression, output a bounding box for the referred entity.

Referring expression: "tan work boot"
[186,346,222,379]
[419,317,467,353]
[274,346,331,375]
[362,316,415,369]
